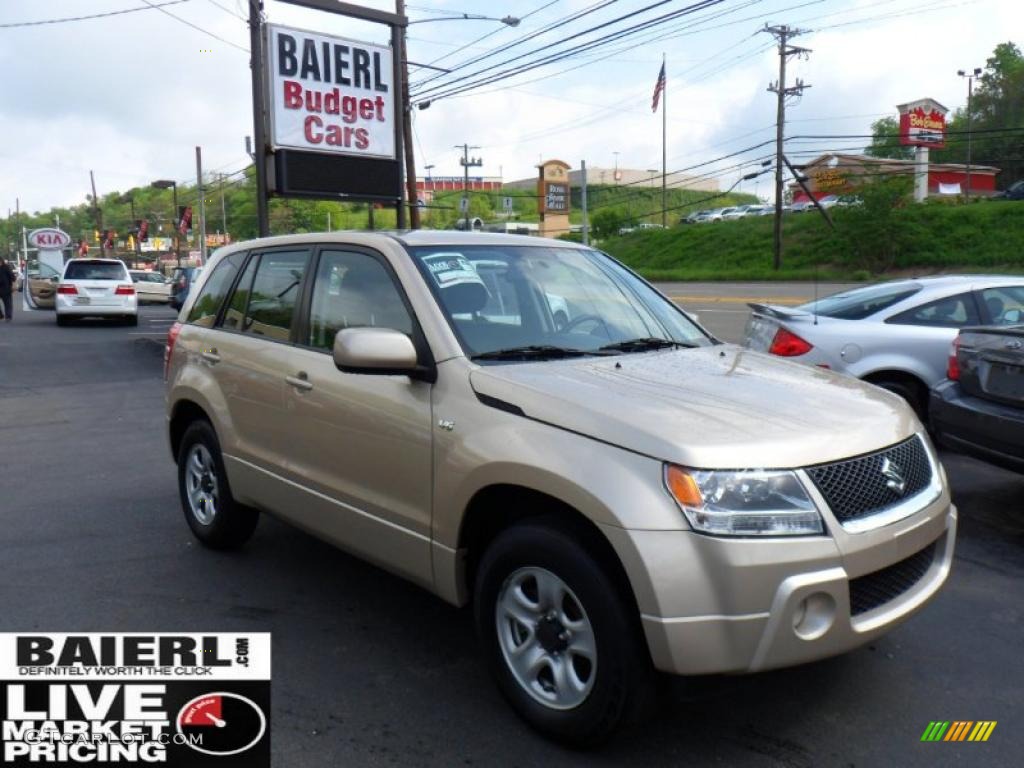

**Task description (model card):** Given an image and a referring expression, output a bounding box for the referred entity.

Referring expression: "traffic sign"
[502,196,513,212]
[459,197,469,213]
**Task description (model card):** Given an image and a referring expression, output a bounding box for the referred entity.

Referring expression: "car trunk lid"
[957,325,1024,407]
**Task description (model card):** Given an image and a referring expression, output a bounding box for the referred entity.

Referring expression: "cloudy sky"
[2,0,1021,214]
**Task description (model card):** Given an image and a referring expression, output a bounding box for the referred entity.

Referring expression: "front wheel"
[177,420,258,549]
[474,521,654,746]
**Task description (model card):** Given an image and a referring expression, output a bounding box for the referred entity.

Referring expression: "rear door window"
[238,250,311,342]
[886,292,980,328]
[186,254,244,327]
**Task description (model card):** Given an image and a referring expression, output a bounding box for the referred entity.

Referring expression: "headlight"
[664,465,824,536]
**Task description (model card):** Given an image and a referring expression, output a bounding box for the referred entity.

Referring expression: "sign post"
[253,0,407,231]
[897,98,948,203]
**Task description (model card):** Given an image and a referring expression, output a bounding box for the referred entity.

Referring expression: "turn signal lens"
[665,465,703,507]
[768,328,813,357]
[164,322,183,381]
[947,337,961,381]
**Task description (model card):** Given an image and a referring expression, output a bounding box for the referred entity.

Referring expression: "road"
[1,297,1022,767]
[656,281,862,343]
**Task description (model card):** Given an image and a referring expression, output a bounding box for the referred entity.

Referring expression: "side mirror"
[333,327,420,376]
[1004,309,1022,324]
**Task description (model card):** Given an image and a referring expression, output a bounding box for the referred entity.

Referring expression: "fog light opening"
[792,592,836,641]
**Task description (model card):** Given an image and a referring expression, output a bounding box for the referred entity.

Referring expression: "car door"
[882,290,983,384]
[204,248,312,482]
[276,245,434,587]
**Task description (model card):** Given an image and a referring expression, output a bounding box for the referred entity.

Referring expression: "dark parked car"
[994,180,1024,201]
[930,322,1024,473]
[169,266,203,310]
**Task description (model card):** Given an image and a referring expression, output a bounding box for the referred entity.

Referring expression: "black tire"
[56,315,69,327]
[176,420,258,549]
[474,520,655,747]
[126,314,139,327]
[872,378,927,423]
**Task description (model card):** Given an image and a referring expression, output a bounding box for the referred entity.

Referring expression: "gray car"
[744,276,1024,417]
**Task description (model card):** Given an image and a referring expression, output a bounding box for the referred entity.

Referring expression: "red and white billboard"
[897,98,948,149]
[267,24,396,160]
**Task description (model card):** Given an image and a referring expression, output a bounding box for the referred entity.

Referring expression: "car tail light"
[768,327,813,357]
[947,337,961,381]
[115,284,136,295]
[57,284,78,295]
[165,322,183,381]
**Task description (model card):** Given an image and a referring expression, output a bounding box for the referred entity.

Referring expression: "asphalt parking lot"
[1,293,1021,767]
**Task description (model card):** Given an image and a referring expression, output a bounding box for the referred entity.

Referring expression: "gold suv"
[165,232,956,744]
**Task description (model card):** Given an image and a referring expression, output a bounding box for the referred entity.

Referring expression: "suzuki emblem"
[881,457,906,495]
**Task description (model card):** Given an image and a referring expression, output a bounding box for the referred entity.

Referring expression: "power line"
[0,0,191,28]
[413,0,725,103]
[138,0,248,52]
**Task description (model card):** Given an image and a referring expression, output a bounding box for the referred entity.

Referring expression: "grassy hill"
[600,199,1024,281]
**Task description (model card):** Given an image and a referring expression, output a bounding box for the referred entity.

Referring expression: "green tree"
[839,176,913,273]
[866,116,913,160]
[934,41,1024,188]
[590,207,627,238]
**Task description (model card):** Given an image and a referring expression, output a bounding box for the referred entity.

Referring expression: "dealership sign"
[267,24,395,159]
[897,97,947,149]
[27,228,71,250]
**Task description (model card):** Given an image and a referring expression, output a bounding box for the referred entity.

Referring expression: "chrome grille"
[805,436,933,525]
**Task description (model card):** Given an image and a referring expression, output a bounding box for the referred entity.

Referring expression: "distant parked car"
[721,206,752,220]
[56,258,138,326]
[635,222,665,230]
[818,195,840,209]
[788,201,814,213]
[707,207,737,222]
[170,266,204,310]
[931,322,1024,473]
[130,270,171,303]
[744,276,1024,418]
[993,180,1024,200]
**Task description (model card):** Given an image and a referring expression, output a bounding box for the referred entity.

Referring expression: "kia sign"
[267,24,395,159]
[897,97,948,149]
[27,228,71,250]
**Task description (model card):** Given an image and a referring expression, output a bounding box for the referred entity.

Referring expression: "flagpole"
[661,52,667,227]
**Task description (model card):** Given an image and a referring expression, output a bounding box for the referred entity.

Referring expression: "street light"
[151,179,181,267]
[408,14,519,26]
[957,67,982,201]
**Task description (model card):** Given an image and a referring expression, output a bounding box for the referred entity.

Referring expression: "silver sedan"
[744,275,1024,417]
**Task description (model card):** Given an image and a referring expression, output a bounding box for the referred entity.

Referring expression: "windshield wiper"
[472,345,595,361]
[598,337,695,353]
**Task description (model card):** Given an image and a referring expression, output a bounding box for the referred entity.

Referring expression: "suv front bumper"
[602,496,956,676]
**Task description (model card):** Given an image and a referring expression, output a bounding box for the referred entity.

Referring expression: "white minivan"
[56,258,138,326]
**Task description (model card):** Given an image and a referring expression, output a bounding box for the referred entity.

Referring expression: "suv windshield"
[797,282,923,320]
[408,245,712,359]
[64,261,126,281]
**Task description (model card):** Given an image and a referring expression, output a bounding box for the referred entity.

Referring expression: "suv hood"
[469,346,917,469]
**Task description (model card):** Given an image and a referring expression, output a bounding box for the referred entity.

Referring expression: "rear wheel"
[474,520,654,746]
[177,420,258,549]
[126,314,138,327]
[56,315,69,327]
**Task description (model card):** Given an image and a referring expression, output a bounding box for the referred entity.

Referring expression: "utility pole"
[958,67,982,201]
[763,25,810,270]
[457,143,482,230]
[218,173,228,238]
[397,0,420,228]
[248,0,270,237]
[89,171,104,256]
[196,146,207,264]
[581,160,590,246]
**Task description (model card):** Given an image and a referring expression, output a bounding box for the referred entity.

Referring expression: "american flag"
[651,62,666,112]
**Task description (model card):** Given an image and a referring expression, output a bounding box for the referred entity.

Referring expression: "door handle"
[201,348,221,364]
[286,372,313,391]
